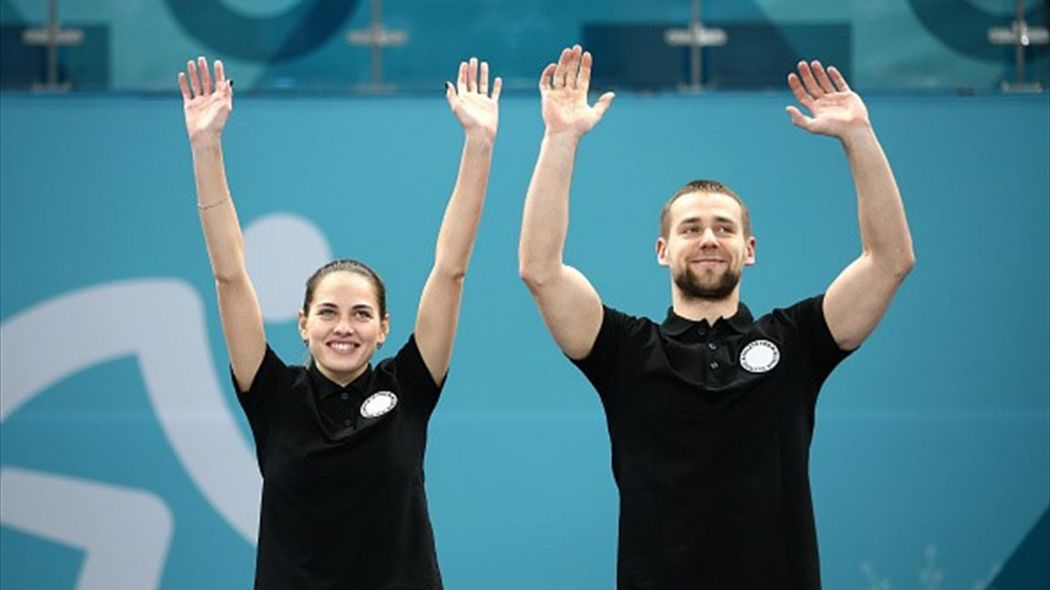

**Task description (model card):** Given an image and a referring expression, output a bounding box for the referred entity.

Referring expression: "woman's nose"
[334,316,355,334]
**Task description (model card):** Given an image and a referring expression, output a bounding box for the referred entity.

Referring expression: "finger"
[593,91,615,120]
[827,66,850,93]
[187,60,202,97]
[215,60,232,95]
[492,76,502,101]
[445,81,456,109]
[468,57,478,93]
[480,61,489,96]
[787,73,812,108]
[214,59,226,84]
[198,56,212,95]
[811,60,834,94]
[797,61,823,98]
[785,106,812,131]
[578,50,593,95]
[554,47,571,89]
[539,63,556,93]
[178,72,192,102]
[457,61,467,95]
[568,45,582,89]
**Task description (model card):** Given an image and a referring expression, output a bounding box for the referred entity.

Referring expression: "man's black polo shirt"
[236,335,443,590]
[572,295,850,590]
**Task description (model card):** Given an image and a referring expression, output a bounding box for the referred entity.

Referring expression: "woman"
[178,55,500,589]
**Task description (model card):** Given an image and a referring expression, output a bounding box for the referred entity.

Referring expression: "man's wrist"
[542,129,583,148]
[464,127,496,147]
[190,134,223,154]
[837,122,876,150]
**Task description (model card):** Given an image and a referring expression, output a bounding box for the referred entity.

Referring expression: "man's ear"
[656,237,669,267]
[745,235,757,266]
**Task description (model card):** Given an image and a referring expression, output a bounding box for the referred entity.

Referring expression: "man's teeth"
[331,342,355,352]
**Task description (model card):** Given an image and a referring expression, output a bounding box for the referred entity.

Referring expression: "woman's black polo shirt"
[572,295,850,590]
[235,335,444,590]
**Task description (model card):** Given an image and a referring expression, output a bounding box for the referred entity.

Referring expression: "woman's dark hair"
[302,259,387,318]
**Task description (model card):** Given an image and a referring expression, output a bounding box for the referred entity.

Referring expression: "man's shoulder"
[601,304,660,334]
[749,295,837,350]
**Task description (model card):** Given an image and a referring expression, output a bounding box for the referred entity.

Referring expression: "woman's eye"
[318,309,335,317]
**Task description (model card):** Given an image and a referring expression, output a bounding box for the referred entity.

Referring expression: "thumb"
[785,106,811,131]
[593,92,615,120]
[444,81,456,108]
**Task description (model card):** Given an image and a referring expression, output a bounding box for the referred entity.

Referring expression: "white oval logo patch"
[360,391,397,418]
[739,340,780,373]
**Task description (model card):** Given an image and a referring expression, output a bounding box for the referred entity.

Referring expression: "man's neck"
[671,287,741,325]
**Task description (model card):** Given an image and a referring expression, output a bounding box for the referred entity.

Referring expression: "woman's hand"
[446,57,501,142]
[179,57,233,147]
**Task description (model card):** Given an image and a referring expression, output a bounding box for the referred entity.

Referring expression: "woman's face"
[298,271,389,386]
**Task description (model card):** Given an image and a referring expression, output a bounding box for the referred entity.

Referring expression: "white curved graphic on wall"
[0,213,332,587]
[0,467,173,590]
[0,278,261,543]
[243,213,334,323]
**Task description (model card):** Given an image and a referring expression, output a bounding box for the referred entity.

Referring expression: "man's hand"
[789,62,915,351]
[178,57,232,147]
[539,45,615,138]
[446,57,501,142]
[786,61,870,140]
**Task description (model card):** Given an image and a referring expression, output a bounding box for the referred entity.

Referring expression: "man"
[518,45,915,589]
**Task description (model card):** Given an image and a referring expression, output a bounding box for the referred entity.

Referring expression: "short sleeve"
[389,334,445,416]
[778,295,853,381]
[230,344,293,463]
[570,305,645,396]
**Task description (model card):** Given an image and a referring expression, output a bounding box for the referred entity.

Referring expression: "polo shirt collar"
[308,361,373,400]
[661,302,754,336]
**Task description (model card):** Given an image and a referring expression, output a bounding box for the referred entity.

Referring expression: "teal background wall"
[1,91,1048,588]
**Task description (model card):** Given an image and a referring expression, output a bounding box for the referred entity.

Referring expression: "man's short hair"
[659,179,752,239]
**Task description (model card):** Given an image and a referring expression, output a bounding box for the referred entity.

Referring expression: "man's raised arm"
[785,60,916,351]
[518,45,615,360]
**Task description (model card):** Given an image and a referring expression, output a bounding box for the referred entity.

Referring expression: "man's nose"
[700,228,719,246]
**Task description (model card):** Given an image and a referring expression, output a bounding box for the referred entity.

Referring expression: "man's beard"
[673,264,741,301]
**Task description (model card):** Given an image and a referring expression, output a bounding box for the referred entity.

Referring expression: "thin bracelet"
[197,195,231,211]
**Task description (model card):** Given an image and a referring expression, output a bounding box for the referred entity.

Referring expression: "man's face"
[656,191,756,301]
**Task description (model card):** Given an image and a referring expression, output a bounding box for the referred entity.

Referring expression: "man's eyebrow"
[677,216,738,227]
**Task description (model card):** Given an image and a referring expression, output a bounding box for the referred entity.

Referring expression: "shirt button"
[709,361,719,370]
[340,392,349,401]
[707,342,717,351]
[344,418,352,427]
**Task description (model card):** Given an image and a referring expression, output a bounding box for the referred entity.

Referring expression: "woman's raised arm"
[414,57,500,384]
[179,56,265,391]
